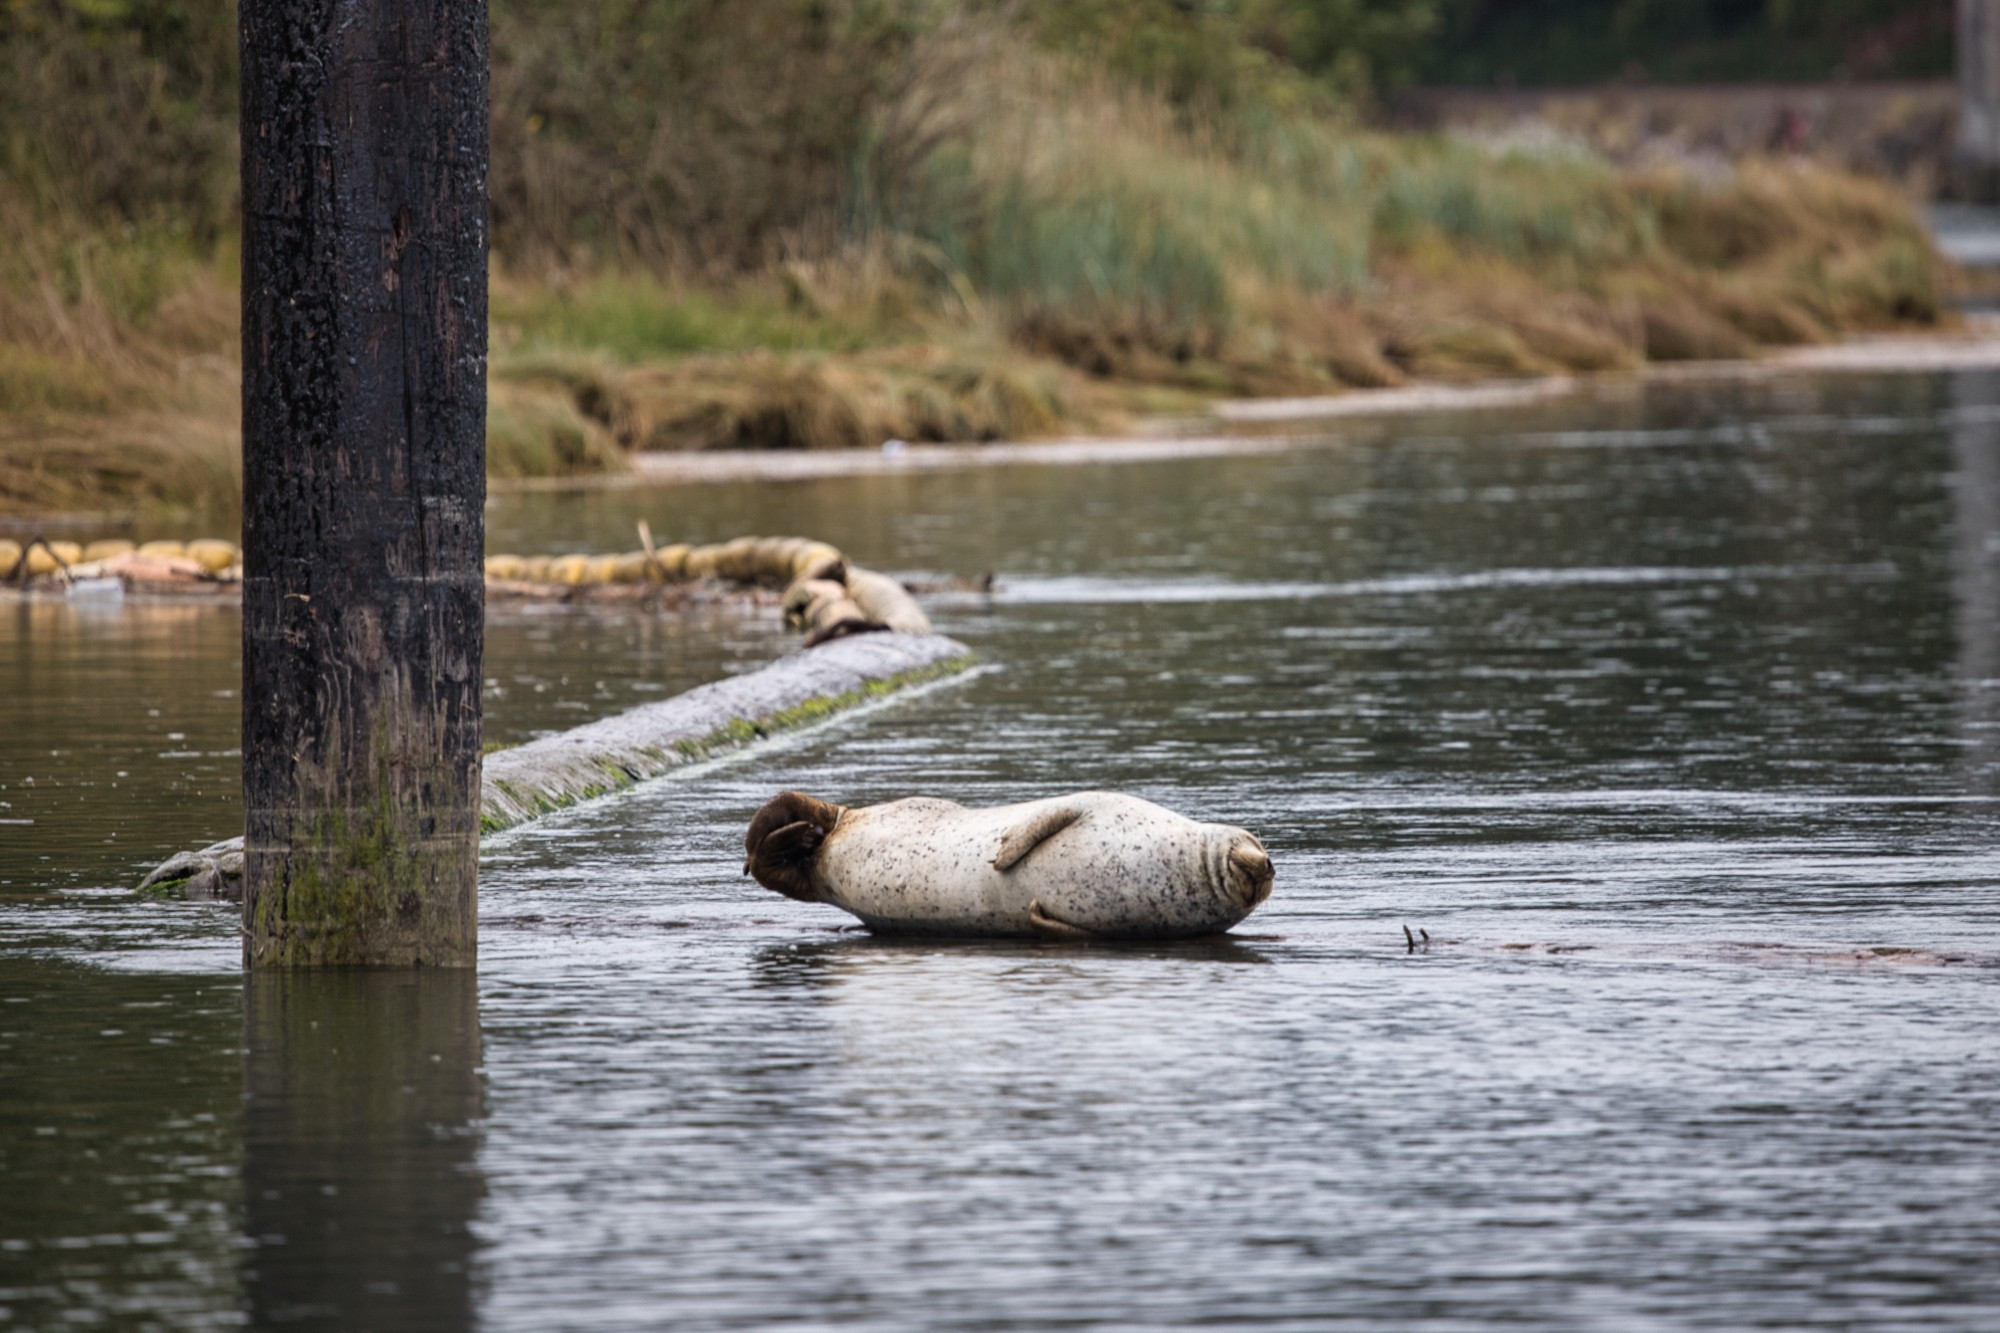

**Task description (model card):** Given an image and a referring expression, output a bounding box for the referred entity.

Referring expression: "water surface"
[3,368,1998,1329]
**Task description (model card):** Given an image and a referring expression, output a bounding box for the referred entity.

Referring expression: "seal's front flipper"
[1028,898,1097,941]
[991,805,1083,871]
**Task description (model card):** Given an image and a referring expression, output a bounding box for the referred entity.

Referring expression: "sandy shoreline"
[617,329,2000,487]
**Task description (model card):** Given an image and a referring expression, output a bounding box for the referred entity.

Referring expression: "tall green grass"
[886,62,1378,373]
[1371,141,1649,267]
[494,275,886,363]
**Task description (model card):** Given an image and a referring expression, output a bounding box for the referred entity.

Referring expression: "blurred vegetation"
[1016,0,1436,110]
[1423,0,1953,87]
[0,0,1953,516]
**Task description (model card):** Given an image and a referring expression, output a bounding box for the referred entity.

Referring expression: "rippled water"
[4,369,1998,1329]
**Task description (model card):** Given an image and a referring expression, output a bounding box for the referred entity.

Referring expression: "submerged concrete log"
[137,842,246,901]
[478,631,967,828]
[137,632,975,900]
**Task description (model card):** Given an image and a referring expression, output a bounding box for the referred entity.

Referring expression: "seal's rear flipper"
[991,805,1083,871]
[1027,899,1097,941]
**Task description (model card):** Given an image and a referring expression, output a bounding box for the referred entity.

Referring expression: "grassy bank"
[0,11,1948,519]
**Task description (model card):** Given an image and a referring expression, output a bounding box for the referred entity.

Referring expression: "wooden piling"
[239,0,489,966]
[1963,0,2000,194]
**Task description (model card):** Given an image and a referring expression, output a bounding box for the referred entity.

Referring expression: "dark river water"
[3,369,1998,1330]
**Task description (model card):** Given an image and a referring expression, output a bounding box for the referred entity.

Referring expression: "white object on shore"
[66,577,125,602]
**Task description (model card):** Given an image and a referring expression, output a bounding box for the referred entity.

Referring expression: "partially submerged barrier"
[137,630,975,900]
[0,536,243,599]
[4,527,939,643]
[477,630,967,829]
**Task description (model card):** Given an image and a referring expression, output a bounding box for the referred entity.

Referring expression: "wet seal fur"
[744,790,1274,940]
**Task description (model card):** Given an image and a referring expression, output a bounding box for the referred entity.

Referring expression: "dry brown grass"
[0,409,238,520]
[0,198,636,516]
[507,344,1083,453]
[1307,158,1944,380]
[0,208,242,517]
[486,382,625,478]
[0,221,236,418]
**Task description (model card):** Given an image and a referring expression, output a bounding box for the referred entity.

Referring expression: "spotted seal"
[743,790,1274,940]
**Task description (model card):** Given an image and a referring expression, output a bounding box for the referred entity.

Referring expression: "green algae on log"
[478,630,969,830]
[137,632,975,901]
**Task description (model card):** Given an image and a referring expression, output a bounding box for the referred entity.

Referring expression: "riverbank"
[3,315,1983,533]
[0,27,1952,522]
[442,326,2000,487]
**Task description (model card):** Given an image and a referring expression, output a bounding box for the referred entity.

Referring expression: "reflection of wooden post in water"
[243,971,485,1326]
[1951,372,2000,788]
[239,0,488,965]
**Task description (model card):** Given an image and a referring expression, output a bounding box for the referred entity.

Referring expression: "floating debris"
[4,524,964,644]
[2,535,241,597]
[483,526,930,642]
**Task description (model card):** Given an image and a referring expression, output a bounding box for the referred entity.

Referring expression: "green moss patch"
[474,650,973,836]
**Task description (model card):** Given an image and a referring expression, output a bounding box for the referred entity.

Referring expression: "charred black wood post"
[240,0,488,966]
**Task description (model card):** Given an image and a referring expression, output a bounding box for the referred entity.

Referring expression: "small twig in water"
[635,519,668,581]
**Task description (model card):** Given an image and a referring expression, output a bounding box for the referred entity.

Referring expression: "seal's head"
[1225,834,1275,909]
[744,791,848,902]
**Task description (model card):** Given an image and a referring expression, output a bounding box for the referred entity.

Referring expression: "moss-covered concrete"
[476,634,974,833]
[138,632,976,899]
[243,781,477,969]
